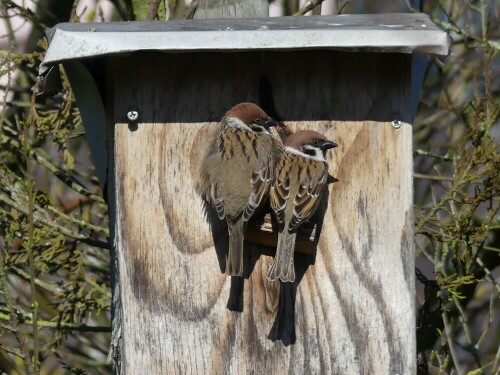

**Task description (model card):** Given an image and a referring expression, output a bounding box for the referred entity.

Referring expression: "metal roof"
[40,13,449,74]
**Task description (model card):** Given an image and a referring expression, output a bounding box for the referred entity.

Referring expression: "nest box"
[40,13,449,374]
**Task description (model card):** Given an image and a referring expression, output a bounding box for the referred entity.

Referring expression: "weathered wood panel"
[110,51,415,374]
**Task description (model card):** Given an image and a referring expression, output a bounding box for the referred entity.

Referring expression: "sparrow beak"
[264,117,278,128]
[321,141,338,150]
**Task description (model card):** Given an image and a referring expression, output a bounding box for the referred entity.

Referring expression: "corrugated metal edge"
[40,26,450,75]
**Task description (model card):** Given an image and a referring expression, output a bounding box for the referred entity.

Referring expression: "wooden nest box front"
[41,13,449,374]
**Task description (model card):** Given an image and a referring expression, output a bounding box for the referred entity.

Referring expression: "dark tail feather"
[226,219,244,276]
[268,231,296,282]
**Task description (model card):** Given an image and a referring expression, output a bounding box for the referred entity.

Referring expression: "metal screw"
[127,111,139,121]
[391,119,402,129]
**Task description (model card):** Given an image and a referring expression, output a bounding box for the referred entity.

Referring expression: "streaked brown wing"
[242,134,281,222]
[270,155,291,232]
[288,165,327,233]
[242,160,273,221]
[209,182,225,220]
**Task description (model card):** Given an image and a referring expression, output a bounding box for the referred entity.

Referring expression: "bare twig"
[167,0,177,19]
[0,248,35,375]
[413,173,454,182]
[10,266,63,294]
[492,342,500,375]
[475,257,500,293]
[293,0,325,16]
[108,0,129,20]
[2,131,106,204]
[122,0,135,20]
[0,312,111,332]
[336,0,352,14]
[147,0,161,20]
[185,0,200,19]
[23,125,39,374]
[415,149,453,161]
[442,311,463,375]
[475,289,495,348]
[0,192,109,249]
[0,0,18,50]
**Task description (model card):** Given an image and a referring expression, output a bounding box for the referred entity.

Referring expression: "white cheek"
[284,146,325,162]
[224,117,251,130]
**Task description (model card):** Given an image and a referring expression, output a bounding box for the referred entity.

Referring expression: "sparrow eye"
[254,118,262,124]
[312,140,319,145]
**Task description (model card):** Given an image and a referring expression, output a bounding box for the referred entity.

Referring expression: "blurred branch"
[336,0,351,14]
[0,312,111,332]
[3,128,105,204]
[1,0,47,30]
[109,0,130,20]
[0,1,17,50]
[11,266,63,295]
[0,248,35,375]
[414,173,454,181]
[146,0,161,20]
[492,344,500,375]
[434,0,499,51]
[293,0,324,16]
[123,0,135,20]
[442,311,463,375]
[415,149,453,161]
[185,0,200,19]
[0,192,109,248]
[475,257,500,293]
[23,126,39,374]
[167,0,177,20]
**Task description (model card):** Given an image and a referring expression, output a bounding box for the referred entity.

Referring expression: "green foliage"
[413,1,499,373]
[0,3,111,372]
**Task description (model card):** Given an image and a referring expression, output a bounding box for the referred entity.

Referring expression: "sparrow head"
[284,130,337,161]
[224,103,278,134]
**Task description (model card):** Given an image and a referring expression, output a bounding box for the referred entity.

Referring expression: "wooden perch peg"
[243,214,316,255]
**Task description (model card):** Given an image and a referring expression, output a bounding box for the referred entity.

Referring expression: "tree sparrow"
[199,103,281,276]
[269,130,337,282]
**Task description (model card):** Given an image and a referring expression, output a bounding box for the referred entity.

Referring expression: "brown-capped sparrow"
[269,130,337,282]
[199,103,282,276]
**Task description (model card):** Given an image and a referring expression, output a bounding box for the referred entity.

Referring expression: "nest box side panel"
[111,52,415,374]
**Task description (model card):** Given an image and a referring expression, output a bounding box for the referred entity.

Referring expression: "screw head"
[391,119,402,129]
[127,111,139,121]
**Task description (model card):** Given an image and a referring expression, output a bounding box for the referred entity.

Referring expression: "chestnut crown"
[225,103,278,130]
[284,130,337,160]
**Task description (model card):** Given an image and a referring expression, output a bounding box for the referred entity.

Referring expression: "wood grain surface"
[110,51,415,374]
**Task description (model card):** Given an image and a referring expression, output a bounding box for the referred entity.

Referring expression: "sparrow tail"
[226,218,244,277]
[268,231,296,282]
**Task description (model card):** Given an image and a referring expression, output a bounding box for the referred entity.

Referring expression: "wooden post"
[108,48,415,373]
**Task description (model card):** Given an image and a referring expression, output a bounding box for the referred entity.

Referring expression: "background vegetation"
[0,0,498,374]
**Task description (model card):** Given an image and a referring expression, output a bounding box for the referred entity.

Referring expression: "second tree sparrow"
[269,130,337,282]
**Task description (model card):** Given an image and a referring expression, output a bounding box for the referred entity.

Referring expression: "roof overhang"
[40,13,450,75]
